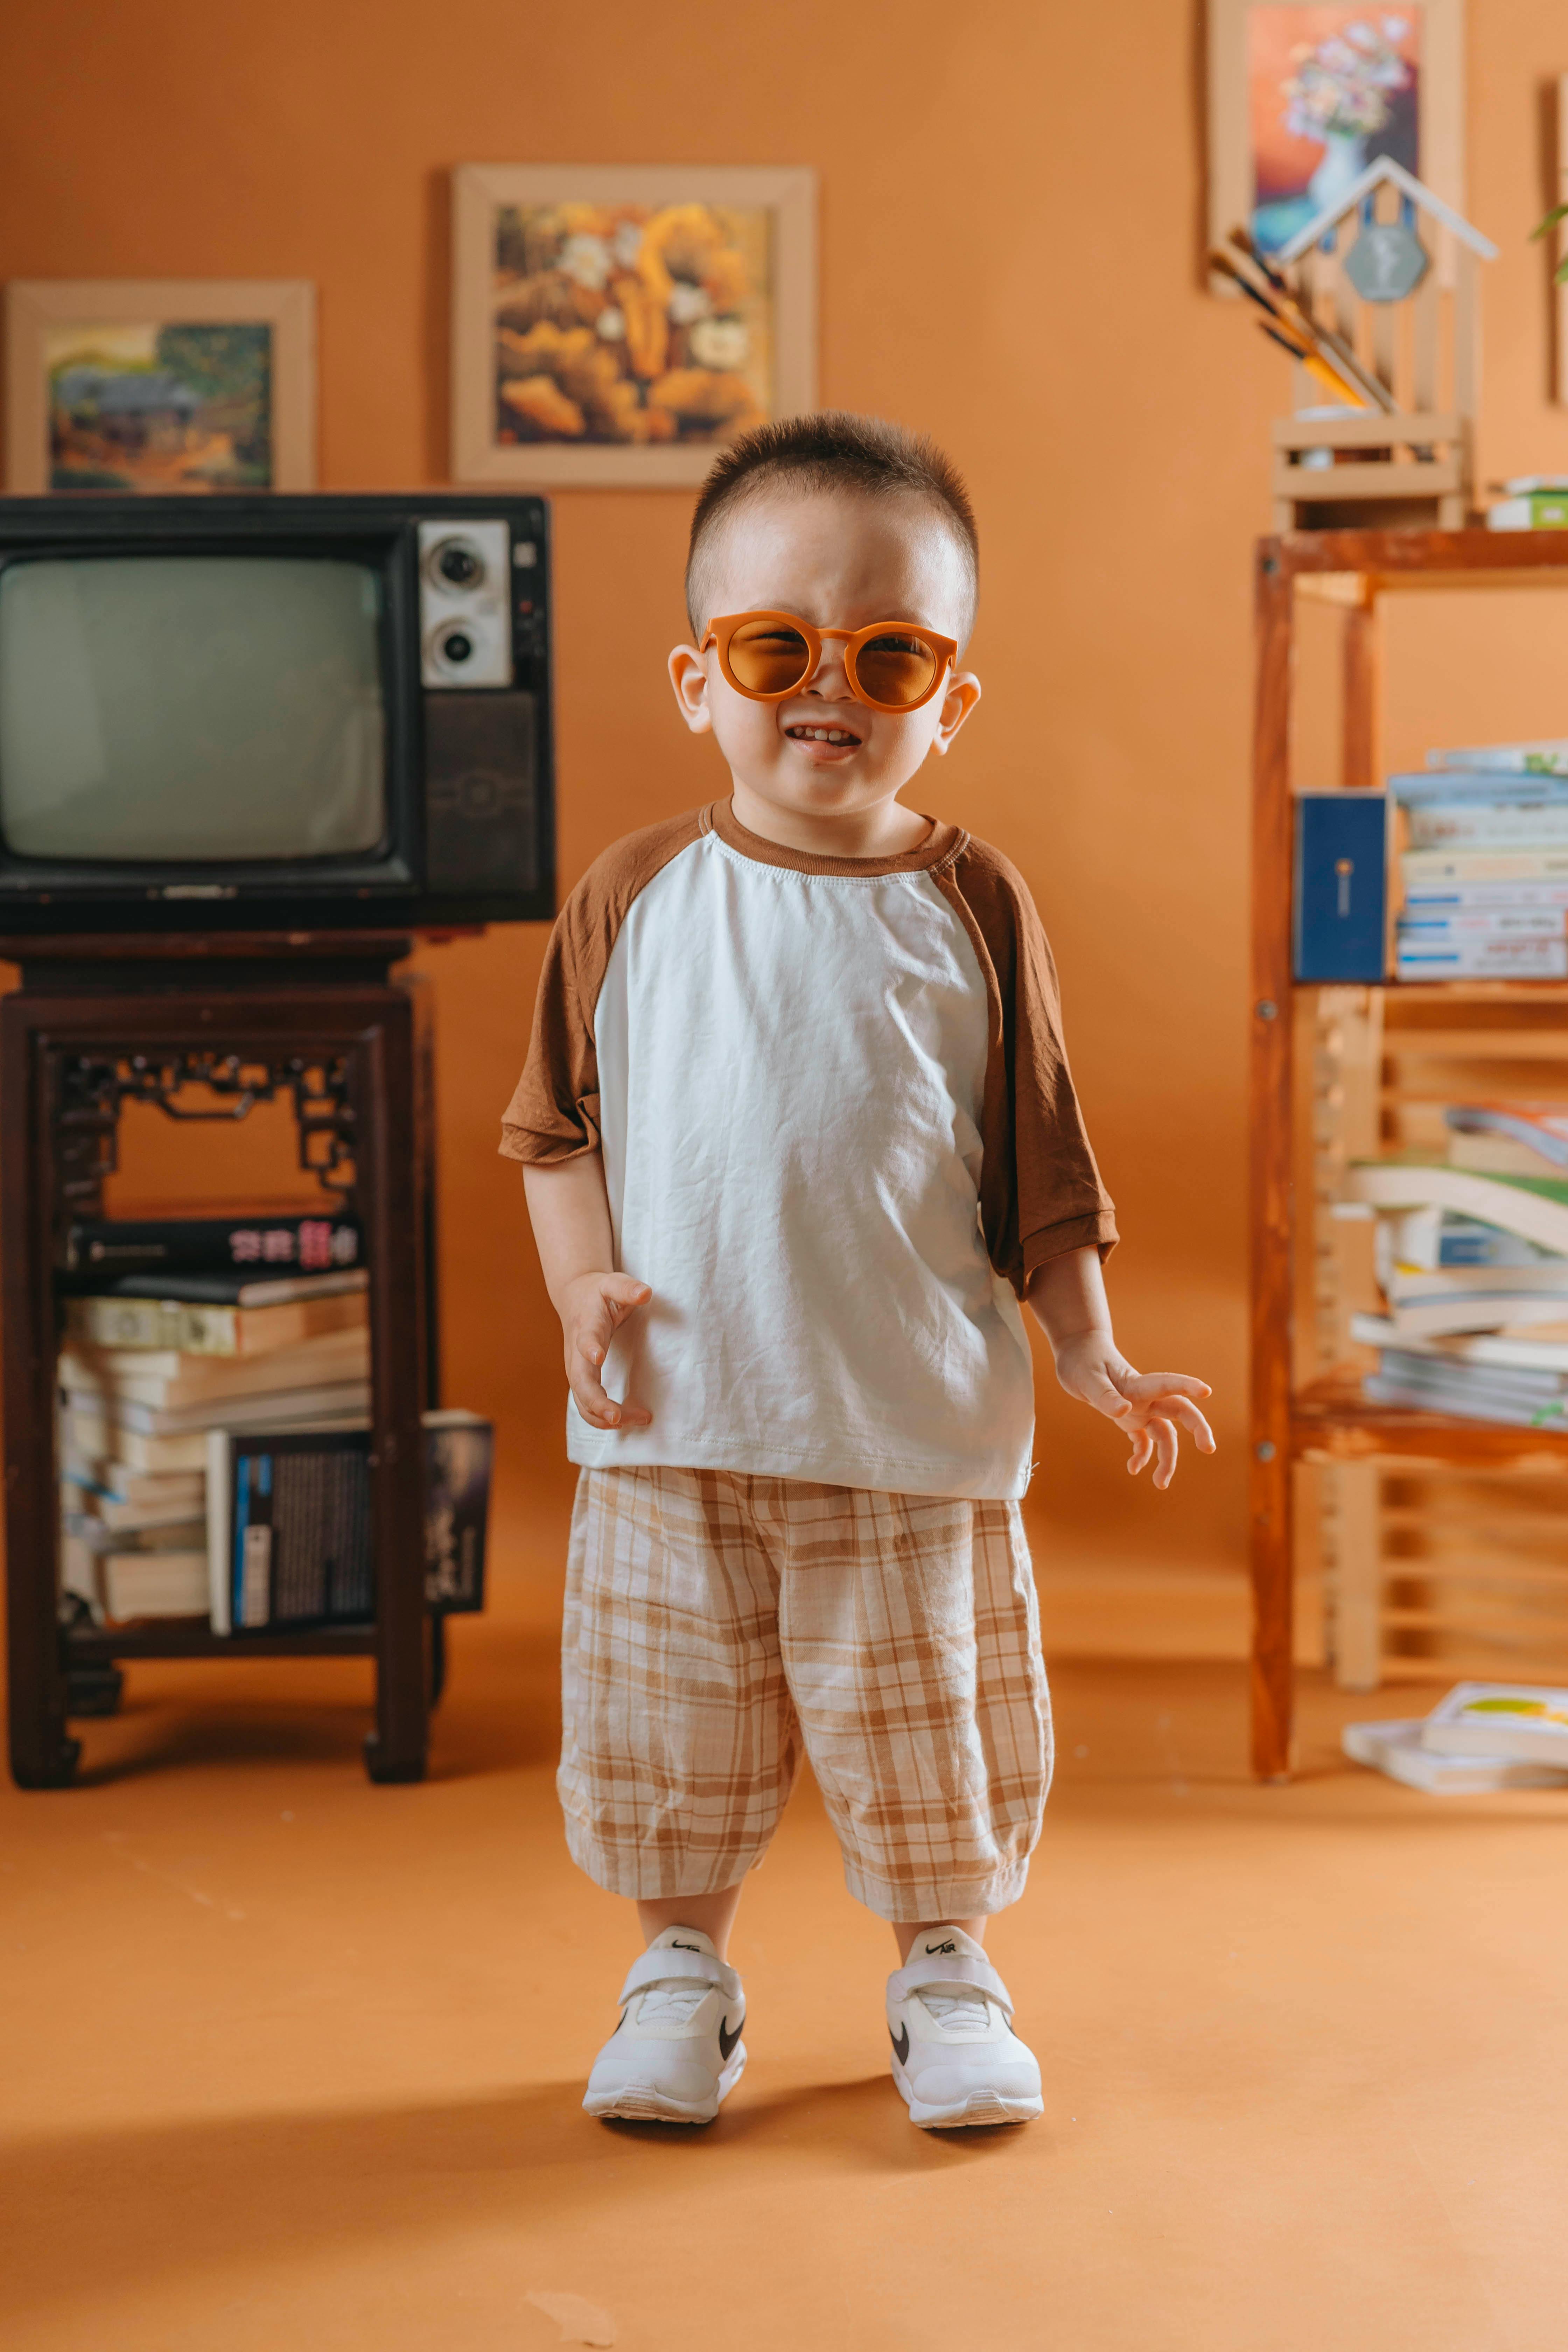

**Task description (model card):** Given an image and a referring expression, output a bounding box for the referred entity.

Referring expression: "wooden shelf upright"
[1251,528,1568,1778]
[1,932,439,1789]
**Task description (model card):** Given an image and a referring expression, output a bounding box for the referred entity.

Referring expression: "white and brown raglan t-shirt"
[500,799,1117,1502]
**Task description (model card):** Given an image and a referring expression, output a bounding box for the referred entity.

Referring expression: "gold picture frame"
[4,278,316,493]
[1206,0,1465,285]
[450,164,817,488]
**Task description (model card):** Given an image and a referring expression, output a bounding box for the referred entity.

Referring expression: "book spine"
[63,1213,361,1279]
[1403,880,1568,909]
[1397,909,1568,937]
[65,1297,226,1352]
[1404,805,1568,849]
[1401,847,1568,883]
[1394,938,1568,979]
[1426,744,1568,775]
[1293,792,1387,982]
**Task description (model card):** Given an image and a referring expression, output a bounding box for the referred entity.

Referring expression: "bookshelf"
[1251,528,1568,1778]
[0,932,438,1787]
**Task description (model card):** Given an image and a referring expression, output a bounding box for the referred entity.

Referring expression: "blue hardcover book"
[1294,793,1387,981]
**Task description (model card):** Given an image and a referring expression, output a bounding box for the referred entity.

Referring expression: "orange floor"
[4,1554,1566,2352]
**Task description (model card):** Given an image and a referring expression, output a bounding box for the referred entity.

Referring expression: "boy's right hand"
[560,1271,653,1430]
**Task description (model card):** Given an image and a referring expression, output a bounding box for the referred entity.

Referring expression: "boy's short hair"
[685,411,979,643]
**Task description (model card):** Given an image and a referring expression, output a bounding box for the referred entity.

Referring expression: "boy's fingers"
[1115,1370,1212,1404]
[568,1353,652,1432]
[1162,1397,1217,1451]
[1126,1425,1154,1475]
[1150,1416,1179,1489]
[579,1277,653,1366]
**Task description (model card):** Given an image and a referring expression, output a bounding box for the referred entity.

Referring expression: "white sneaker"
[582,1926,747,2125]
[887,1925,1043,2129]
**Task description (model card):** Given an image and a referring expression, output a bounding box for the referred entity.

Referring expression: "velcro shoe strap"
[618,1946,742,2007]
[887,1953,1013,2016]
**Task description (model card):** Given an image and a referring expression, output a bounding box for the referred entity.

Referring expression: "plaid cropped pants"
[558,1465,1052,1924]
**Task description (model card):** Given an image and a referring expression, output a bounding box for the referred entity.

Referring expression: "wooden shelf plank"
[1291,1374,1568,1464]
[65,1618,376,1665]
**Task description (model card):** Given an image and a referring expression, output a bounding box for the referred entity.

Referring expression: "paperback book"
[64,1275,368,1357]
[61,1210,360,1282]
[1421,1683,1568,1766]
[1424,740,1568,776]
[1447,1103,1568,1160]
[59,1324,371,1416]
[207,1410,492,1633]
[1341,1716,1568,1792]
[1345,1162,1568,1256]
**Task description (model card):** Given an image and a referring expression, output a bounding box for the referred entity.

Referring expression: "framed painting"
[450,164,817,487]
[1207,1,1465,275]
[4,279,315,493]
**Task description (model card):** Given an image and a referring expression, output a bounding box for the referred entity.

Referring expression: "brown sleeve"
[934,835,1118,1296]
[498,807,708,1164]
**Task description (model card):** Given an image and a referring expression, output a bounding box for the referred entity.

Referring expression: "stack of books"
[58,1206,494,1633]
[1344,1681,1568,1792]
[1345,1139,1568,1426]
[1392,740,1568,981]
[59,1208,369,1624]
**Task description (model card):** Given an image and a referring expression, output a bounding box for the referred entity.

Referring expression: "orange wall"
[6,0,1568,1580]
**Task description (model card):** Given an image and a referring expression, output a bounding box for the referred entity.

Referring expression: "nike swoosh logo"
[671,1939,702,1952]
[924,1940,957,1956]
[890,2022,910,2065]
[718,2015,743,2062]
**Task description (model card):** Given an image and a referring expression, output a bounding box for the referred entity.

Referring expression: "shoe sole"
[891,2059,1042,2130]
[584,2043,747,2126]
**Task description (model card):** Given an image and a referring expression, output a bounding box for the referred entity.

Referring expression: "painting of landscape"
[46,320,273,493]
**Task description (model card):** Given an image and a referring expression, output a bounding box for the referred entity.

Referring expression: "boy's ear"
[668,643,713,735]
[929,670,981,758]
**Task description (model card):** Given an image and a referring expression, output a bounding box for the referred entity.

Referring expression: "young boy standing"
[501,413,1213,2131]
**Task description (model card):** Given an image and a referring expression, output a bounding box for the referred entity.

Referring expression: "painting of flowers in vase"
[1248,8,1421,254]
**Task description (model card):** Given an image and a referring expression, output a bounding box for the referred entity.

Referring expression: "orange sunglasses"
[701,611,959,715]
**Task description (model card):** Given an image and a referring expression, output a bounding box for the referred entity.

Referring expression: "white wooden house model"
[1272,158,1496,531]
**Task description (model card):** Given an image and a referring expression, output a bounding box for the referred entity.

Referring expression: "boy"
[501,413,1213,2132]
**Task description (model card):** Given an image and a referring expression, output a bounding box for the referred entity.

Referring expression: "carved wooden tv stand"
[0,931,441,1788]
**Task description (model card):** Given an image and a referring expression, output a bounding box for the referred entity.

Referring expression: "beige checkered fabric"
[559,1465,1051,1924]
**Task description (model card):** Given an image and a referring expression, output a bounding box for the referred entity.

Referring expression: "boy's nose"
[804,643,850,695]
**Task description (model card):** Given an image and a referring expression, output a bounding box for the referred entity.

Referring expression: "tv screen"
[0,555,386,862]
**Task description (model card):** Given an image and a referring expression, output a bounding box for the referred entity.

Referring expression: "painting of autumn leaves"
[491,200,772,452]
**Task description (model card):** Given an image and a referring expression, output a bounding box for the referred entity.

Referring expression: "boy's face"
[668,489,980,828]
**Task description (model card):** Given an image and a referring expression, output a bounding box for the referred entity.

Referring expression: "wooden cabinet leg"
[6,1525,79,1788]
[1250,1441,1295,1781]
[364,1631,429,1783]
[360,998,428,1786]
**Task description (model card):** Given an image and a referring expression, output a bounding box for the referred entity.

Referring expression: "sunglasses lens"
[853,631,940,708]
[726,618,813,696]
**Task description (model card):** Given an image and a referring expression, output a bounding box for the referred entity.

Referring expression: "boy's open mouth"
[784,721,863,748]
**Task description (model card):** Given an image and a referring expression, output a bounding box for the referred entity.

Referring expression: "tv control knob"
[438,628,475,666]
[429,537,486,590]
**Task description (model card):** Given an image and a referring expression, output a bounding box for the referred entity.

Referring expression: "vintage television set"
[0,493,554,934]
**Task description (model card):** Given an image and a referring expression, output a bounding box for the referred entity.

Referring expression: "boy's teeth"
[791,726,856,743]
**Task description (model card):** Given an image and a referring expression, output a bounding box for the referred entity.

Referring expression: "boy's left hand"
[1051,1335,1215,1491]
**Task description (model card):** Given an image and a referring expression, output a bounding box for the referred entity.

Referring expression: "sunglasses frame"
[701,610,959,716]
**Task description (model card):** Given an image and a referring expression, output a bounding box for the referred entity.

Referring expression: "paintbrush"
[1258,321,1371,407]
[1225,227,1397,412]
[1210,250,1369,406]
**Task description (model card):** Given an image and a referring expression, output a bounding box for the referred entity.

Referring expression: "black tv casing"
[0,493,555,935]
